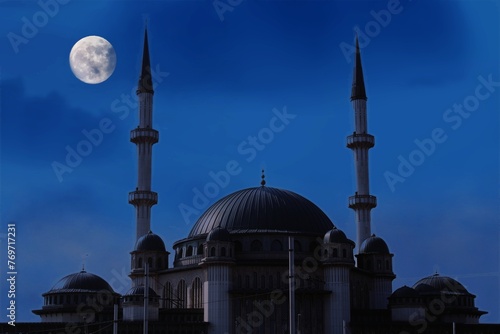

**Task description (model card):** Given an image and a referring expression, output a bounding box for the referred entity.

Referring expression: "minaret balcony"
[348,194,377,209]
[129,190,158,206]
[346,133,374,149]
[130,128,159,144]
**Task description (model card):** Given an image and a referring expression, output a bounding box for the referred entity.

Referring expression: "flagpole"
[289,236,296,334]
[144,262,149,334]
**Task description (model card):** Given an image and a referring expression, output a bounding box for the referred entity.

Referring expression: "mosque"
[13,30,499,334]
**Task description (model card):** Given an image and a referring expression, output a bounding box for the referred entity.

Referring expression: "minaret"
[129,28,159,241]
[347,35,377,251]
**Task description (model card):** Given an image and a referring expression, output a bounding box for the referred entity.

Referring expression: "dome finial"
[81,253,88,272]
[261,169,266,186]
[433,265,440,276]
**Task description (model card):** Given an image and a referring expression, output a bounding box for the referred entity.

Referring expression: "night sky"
[1,0,499,323]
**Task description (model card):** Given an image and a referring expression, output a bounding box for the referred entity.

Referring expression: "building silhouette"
[6,29,497,334]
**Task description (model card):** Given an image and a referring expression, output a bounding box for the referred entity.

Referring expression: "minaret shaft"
[139,94,153,128]
[129,29,158,241]
[137,143,153,191]
[353,99,367,134]
[347,36,376,251]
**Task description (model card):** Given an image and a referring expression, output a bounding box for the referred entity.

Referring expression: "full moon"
[69,36,116,84]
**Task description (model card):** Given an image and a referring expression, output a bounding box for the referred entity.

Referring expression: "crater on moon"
[69,36,116,84]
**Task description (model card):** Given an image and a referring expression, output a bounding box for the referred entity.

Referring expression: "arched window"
[138,257,143,268]
[197,245,204,255]
[221,247,226,257]
[186,246,193,257]
[386,260,390,270]
[271,239,283,251]
[177,280,187,308]
[377,260,382,270]
[164,282,173,309]
[191,277,203,309]
[333,248,338,258]
[148,257,153,268]
[157,258,163,269]
[250,240,263,251]
[342,249,347,258]
[210,247,216,257]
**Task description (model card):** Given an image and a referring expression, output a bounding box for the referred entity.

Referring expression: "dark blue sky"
[1,0,499,323]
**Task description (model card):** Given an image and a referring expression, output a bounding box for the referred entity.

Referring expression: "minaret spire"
[351,35,366,101]
[347,34,377,252]
[129,28,159,241]
[137,28,153,94]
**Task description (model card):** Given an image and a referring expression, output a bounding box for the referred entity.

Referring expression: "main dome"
[188,186,334,238]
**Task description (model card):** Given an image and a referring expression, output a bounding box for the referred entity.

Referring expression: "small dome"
[323,227,354,245]
[135,231,166,252]
[413,274,470,295]
[390,285,419,299]
[49,270,114,293]
[207,227,231,242]
[359,234,390,254]
[124,286,158,297]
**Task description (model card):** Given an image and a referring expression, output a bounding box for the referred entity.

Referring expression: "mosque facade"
[18,30,496,334]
